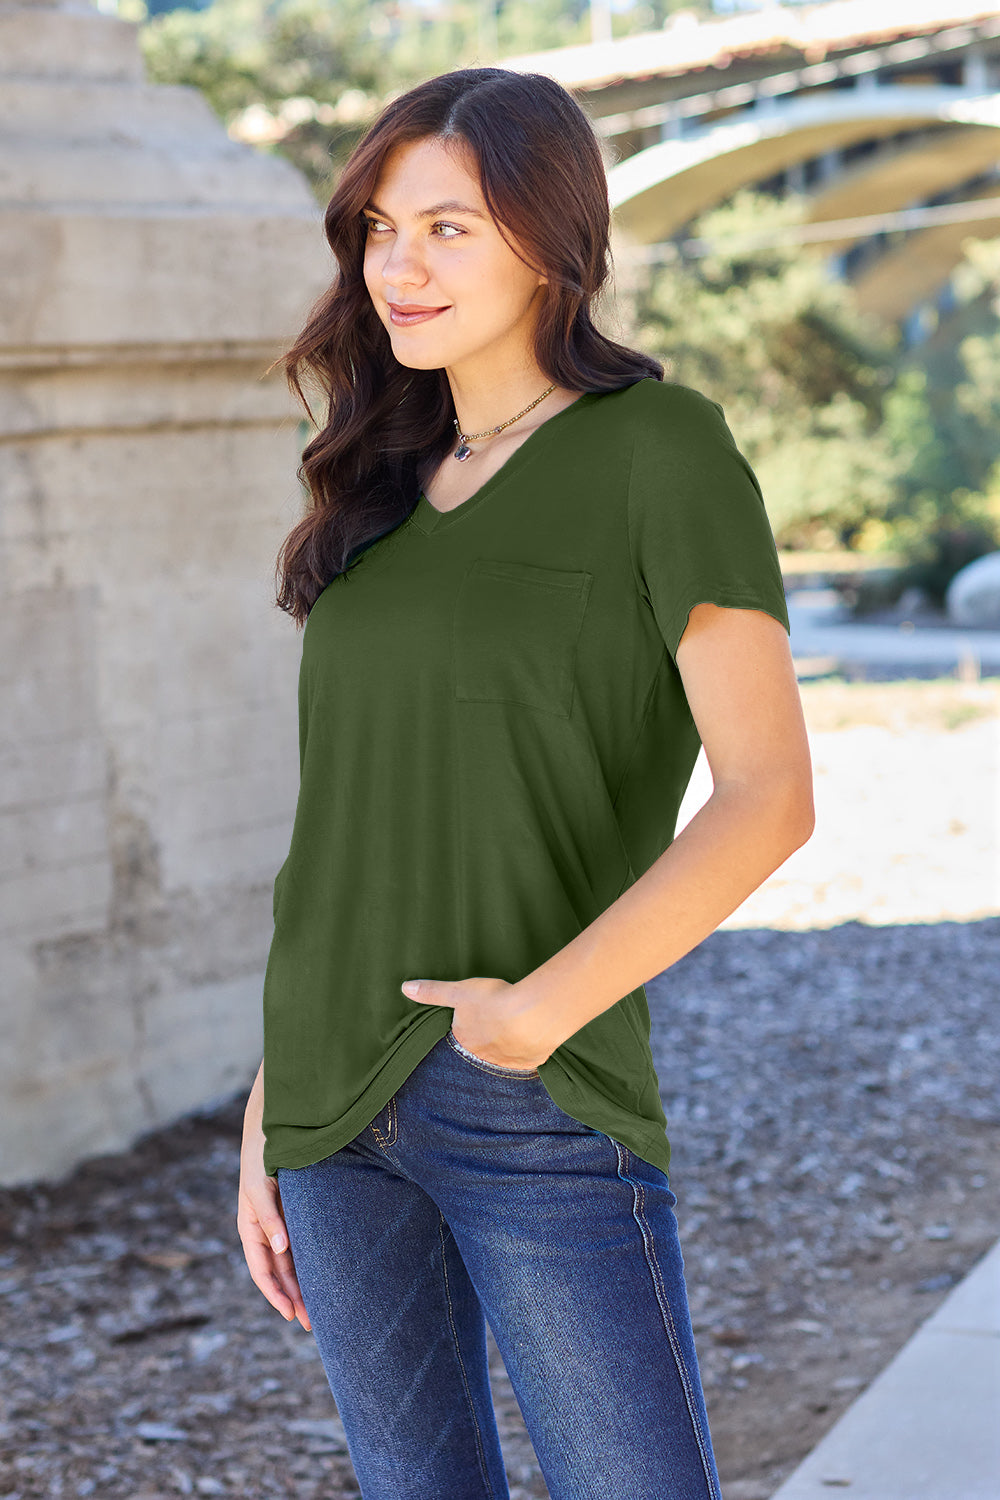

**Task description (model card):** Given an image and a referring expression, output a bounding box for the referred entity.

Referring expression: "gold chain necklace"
[453,383,557,461]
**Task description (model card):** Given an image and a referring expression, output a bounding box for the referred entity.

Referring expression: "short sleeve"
[626,382,790,663]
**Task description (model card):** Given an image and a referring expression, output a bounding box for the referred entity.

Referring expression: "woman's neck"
[446,373,564,441]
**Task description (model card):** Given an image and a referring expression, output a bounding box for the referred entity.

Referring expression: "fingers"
[241,1228,308,1327]
[273,1252,312,1332]
[256,1192,291,1258]
[237,1181,312,1331]
[268,1185,311,1328]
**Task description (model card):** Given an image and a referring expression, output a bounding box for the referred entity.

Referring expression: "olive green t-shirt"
[261,377,790,1178]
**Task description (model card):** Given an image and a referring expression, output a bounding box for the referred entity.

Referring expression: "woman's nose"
[381,234,426,283]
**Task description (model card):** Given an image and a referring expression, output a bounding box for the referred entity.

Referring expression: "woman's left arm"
[513,600,815,1053]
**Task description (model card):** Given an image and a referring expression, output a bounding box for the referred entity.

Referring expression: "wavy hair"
[273,66,663,625]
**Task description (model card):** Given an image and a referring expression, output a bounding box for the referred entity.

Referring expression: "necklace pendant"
[454,442,473,461]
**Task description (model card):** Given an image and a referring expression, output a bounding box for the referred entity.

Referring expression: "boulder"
[945,552,1000,627]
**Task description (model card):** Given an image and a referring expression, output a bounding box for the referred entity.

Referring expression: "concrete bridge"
[504,0,1000,332]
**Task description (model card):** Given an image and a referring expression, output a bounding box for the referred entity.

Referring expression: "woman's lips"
[388,305,449,327]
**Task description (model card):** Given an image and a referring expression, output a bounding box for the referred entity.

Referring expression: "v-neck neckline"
[410,390,602,536]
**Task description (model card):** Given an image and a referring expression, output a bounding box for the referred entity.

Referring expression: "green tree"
[858,239,1000,602]
[136,0,608,198]
[622,187,901,551]
[623,191,1000,591]
[136,0,718,198]
[138,0,397,196]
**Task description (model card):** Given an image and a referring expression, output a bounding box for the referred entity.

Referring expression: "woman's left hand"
[401,975,552,1070]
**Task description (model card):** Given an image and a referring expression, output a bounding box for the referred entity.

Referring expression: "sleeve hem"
[663,590,792,664]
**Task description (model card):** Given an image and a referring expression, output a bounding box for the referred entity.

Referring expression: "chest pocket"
[453,558,593,719]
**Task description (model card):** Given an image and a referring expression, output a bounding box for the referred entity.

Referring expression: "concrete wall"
[0,0,332,1186]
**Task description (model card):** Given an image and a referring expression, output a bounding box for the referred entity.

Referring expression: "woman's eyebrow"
[363,199,488,220]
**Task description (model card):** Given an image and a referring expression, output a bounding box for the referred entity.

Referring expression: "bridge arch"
[607,85,1000,322]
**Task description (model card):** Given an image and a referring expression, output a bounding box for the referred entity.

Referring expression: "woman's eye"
[361,217,464,239]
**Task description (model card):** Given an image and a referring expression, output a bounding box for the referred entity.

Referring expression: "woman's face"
[362,135,548,382]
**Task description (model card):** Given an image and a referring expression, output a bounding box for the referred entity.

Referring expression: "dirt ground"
[1,673,997,1500]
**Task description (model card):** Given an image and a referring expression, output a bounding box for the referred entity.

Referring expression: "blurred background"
[1,2,998,1497]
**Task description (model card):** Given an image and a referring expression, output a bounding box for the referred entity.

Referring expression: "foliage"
[136,0,708,197]
[851,240,1000,603]
[624,188,901,550]
[138,0,391,195]
[623,190,1000,593]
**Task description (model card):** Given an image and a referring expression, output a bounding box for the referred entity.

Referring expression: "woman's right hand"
[237,1065,312,1331]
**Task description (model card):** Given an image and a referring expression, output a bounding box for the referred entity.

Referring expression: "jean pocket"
[446,1028,540,1077]
[452,558,593,719]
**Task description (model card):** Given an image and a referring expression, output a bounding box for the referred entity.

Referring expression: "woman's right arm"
[236,1059,312,1330]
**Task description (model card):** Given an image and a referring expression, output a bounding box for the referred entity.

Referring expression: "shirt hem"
[537,1071,673,1179]
[263,1025,673,1182]
[263,1017,452,1176]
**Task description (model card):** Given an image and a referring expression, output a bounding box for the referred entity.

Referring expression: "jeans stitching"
[614,1141,721,1500]
[437,1212,500,1499]
[446,1029,539,1077]
[370,1094,398,1149]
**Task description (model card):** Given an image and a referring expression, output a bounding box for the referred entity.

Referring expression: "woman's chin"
[390,353,443,371]
[386,340,451,371]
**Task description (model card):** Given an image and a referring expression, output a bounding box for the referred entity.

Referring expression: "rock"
[45,1322,83,1343]
[134,1421,189,1442]
[895,585,932,617]
[915,1271,959,1293]
[946,551,1000,626]
[188,1329,229,1362]
[287,1417,348,1443]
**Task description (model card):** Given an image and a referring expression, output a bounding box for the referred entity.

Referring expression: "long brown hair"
[274,66,663,625]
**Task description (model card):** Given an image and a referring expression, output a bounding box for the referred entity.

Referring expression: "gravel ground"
[0,675,997,1500]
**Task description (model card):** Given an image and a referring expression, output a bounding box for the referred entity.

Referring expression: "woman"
[238,66,814,1500]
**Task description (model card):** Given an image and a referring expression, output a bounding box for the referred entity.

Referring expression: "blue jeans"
[276,1028,722,1500]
